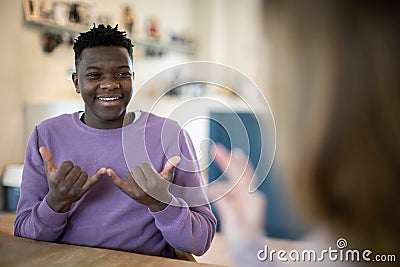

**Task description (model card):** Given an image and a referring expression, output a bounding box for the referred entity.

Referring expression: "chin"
[97,110,125,121]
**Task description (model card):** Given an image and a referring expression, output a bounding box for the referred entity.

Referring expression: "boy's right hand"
[39,147,106,213]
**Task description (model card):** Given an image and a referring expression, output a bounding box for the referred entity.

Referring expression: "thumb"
[39,147,57,175]
[159,156,181,181]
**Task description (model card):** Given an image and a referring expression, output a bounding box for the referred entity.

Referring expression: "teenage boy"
[15,25,216,258]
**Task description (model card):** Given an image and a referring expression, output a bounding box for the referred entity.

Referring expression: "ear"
[72,72,80,94]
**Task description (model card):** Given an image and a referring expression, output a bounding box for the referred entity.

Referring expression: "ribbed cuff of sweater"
[36,196,69,228]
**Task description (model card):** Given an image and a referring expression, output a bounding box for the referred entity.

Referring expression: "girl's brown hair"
[264,0,400,262]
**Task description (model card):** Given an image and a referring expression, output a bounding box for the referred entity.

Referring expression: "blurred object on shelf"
[123,5,135,35]
[39,0,53,20]
[147,18,160,41]
[42,31,63,52]
[165,70,182,96]
[68,3,81,23]
[41,31,73,53]
[143,18,163,57]
[53,1,70,26]
[144,44,164,57]
[78,2,96,26]
[23,0,95,28]
[23,0,40,19]
[22,1,194,56]
[170,31,193,47]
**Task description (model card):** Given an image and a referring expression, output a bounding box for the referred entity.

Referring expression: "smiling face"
[72,46,134,129]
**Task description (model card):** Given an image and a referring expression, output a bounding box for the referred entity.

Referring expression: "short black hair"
[73,24,134,67]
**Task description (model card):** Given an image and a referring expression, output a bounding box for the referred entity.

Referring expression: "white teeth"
[98,97,120,101]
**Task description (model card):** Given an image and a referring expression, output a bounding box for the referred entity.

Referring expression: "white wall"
[191,0,263,84]
[0,0,26,169]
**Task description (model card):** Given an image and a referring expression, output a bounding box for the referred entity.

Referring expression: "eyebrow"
[117,66,131,70]
[85,66,101,71]
[85,66,132,71]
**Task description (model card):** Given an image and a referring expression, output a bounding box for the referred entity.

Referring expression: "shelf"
[134,39,195,55]
[24,16,89,34]
[21,0,195,55]
[24,17,195,55]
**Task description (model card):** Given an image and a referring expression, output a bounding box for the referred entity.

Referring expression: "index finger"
[211,144,231,173]
[107,169,131,193]
[81,168,106,194]
[212,144,253,187]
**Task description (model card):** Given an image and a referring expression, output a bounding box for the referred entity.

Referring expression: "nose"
[100,76,120,90]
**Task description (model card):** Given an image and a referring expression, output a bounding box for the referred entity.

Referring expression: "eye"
[116,72,132,78]
[86,72,101,79]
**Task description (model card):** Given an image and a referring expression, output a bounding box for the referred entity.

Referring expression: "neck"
[81,112,135,129]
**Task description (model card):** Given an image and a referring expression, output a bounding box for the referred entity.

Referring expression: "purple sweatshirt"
[15,111,216,258]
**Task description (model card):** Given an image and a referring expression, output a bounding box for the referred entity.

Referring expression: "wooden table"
[0,213,225,267]
[0,212,15,235]
[0,234,226,267]
[1,213,305,266]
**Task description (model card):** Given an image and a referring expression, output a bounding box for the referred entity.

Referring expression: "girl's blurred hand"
[208,144,266,248]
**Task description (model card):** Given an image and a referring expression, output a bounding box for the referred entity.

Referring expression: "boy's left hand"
[107,156,181,212]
